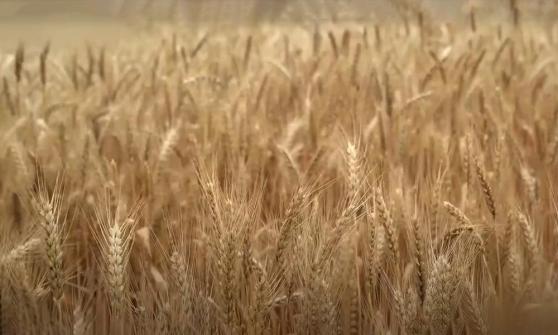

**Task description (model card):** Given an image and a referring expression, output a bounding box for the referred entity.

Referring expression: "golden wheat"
[0,4,556,334]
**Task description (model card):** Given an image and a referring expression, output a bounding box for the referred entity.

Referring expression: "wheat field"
[1,2,558,334]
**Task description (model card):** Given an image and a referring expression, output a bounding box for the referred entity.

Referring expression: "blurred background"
[0,0,555,21]
[0,0,556,48]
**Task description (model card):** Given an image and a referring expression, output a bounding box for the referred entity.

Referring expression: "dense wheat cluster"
[1,4,558,334]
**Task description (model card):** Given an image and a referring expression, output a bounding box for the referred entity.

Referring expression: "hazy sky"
[0,0,498,19]
[0,0,547,27]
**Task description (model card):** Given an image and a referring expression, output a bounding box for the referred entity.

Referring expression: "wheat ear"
[107,221,127,312]
[424,256,455,335]
[375,188,399,262]
[96,204,137,315]
[33,187,65,303]
[170,251,192,318]
[1,238,40,266]
[412,218,426,302]
[443,201,472,226]
[516,211,538,294]
[462,281,487,335]
[474,158,496,220]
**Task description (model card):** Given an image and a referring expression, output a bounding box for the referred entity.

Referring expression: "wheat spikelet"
[515,211,538,293]
[243,35,253,70]
[10,193,22,233]
[366,210,377,297]
[305,274,323,333]
[424,256,455,335]
[33,185,65,303]
[348,264,360,335]
[158,126,179,167]
[217,232,237,333]
[443,201,472,226]
[328,31,339,58]
[493,131,505,177]
[73,305,90,335]
[462,281,487,335]
[462,135,472,185]
[241,233,252,284]
[79,135,90,186]
[546,119,558,164]
[106,222,127,311]
[98,47,106,81]
[404,286,424,335]
[502,210,516,264]
[469,5,477,33]
[474,158,496,220]
[431,178,442,225]
[252,278,266,334]
[412,218,426,302]
[375,224,387,273]
[194,162,221,227]
[85,44,95,86]
[2,77,15,116]
[351,43,361,84]
[519,167,538,207]
[9,144,30,184]
[250,260,270,335]
[375,188,398,262]
[39,43,50,87]
[504,245,522,303]
[345,140,363,202]
[96,200,137,315]
[0,238,40,266]
[14,43,24,84]
[169,251,192,318]
[341,29,351,56]
[312,26,322,56]
[274,184,311,273]
[393,288,407,332]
